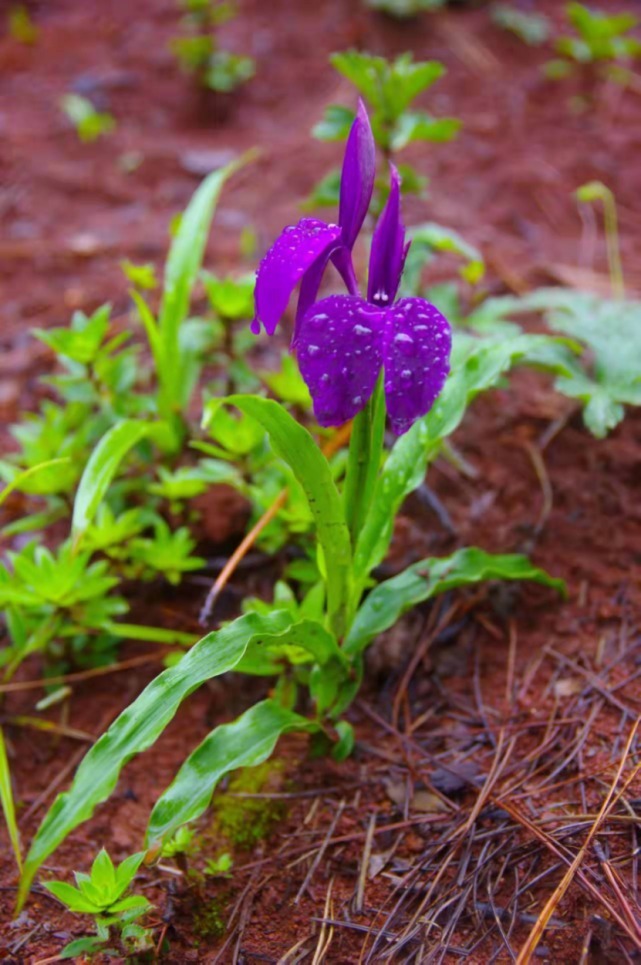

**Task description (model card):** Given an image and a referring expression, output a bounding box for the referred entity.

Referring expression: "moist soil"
[1,1,641,962]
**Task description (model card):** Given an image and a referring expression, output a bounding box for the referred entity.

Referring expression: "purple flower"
[252,100,375,337]
[296,167,451,435]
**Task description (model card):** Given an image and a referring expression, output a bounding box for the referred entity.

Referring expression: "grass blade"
[0,726,22,872]
[71,420,149,540]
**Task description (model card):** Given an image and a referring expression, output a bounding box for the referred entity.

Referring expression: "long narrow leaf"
[147,699,317,845]
[71,420,149,540]
[157,158,245,416]
[0,727,22,871]
[18,610,305,906]
[212,396,353,636]
[345,547,566,657]
[0,458,71,509]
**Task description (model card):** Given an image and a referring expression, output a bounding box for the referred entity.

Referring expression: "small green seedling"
[60,94,116,143]
[120,260,158,291]
[172,0,255,94]
[43,850,153,959]
[491,4,551,46]
[545,3,641,85]
[204,852,233,877]
[365,0,445,16]
[8,4,38,44]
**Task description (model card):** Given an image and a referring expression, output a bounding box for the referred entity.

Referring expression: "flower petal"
[382,297,451,436]
[368,165,406,306]
[296,295,384,427]
[338,100,376,249]
[253,219,342,336]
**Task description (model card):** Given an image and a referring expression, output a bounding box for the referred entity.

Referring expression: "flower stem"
[343,375,385,548]
[576,181,625,299]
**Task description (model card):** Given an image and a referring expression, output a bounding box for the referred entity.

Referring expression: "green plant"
[309,51,460,211]
[60,94,116,143]
[8,4,38,44]
[13,102,579,914]
[172,0,255,94]
[0,163,250,676]
[365,0,446,15]
[545,3,641,84]
[43,850,153,959]
[469,289,641,438]
[491,4,551,46]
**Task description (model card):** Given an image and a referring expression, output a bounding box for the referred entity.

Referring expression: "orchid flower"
[252,100,375,337]
[252,103,451,436]
[296,166,451,435]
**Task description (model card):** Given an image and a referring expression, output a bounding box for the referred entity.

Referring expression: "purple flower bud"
[367,165,408,307]
[338,99,376,250]
[252,102,374,337]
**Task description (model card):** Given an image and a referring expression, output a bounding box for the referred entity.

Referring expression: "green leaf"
[18,610,305,906]
[129,290,161,370]
[330,51,383,106]
[491,4,551,46]
[90,849,116,894]
[147,699,317,845]
[401,222,484,297]
[365,0,445,14]
[108,894,150,914]
[43,880,100,913]
[72,420,150,540]
[0,727,22,872]
[238,617,345,676]
[474,289,641,436]
[211,396,353,635]
[304,168,342,210]
[353,333,579,587]
[60,94,115,143]
[157,160,243,418]
[0,458,71,508]
[59,937,107,959]
[331,720,355,761]
[345,547,566,657]
[202,271,254,320]
[312,104,355,142]
[391,111,460,151]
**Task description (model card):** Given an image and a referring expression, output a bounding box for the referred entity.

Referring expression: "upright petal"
[382,297,451,436]
[368,165,406,306]
[253,219,342,336]
[296,295,384,427]
[338,100,376,250]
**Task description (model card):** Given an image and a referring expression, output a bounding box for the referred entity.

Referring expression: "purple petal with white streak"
[368,165,406,306]
[338,100,376,249]
[253,219,342,336]
[297,295,383,427]
[382,298,451,436]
